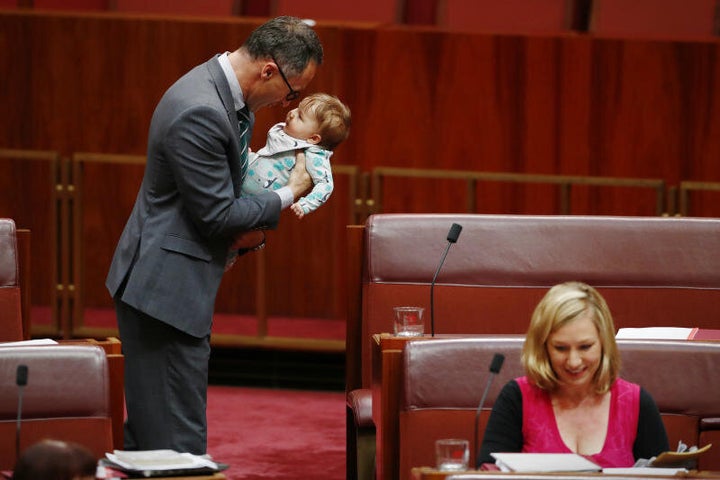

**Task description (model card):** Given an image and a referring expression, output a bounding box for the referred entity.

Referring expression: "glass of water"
[393,306,424,337]
[435,438,469,471]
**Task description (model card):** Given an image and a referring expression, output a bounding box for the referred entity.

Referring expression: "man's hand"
[230,230,265,251]
[225,230,265,271]
[287,150,312,201]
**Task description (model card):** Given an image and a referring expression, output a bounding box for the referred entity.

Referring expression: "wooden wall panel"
[272,0,402,24]
[584,39,720,216]
[112,0,235,16]
[557,35,592,173]
[78,161,145,310]
[2,11,720,328]
[437,0,573,34]
[361,28,578,214]
[589,0,717,40]
[4,13,718,185]
[0,157,56,306]
[33,0,109,11]
[681,42,720,181]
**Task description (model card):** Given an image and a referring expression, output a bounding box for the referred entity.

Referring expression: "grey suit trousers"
[115,296,211,454]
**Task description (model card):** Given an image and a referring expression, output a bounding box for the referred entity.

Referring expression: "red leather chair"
[0,218,29,342]
[399,337,720,477]
[0,344,114,469]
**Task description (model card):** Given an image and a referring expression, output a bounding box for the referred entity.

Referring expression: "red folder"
[689,328,720,340]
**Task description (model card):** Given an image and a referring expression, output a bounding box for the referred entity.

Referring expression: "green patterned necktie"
[237,106,250,180]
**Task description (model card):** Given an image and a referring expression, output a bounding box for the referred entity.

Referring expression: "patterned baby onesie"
[241,122,334,214]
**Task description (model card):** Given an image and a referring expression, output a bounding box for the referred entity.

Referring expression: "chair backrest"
[0,344,113,468]
[0,219,24,342]
[436,0,574,34]
[589,0,718,40]
[353,214,720,391]
[399,337,720,475]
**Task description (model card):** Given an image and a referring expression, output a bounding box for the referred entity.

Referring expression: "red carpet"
[206,386,346,480]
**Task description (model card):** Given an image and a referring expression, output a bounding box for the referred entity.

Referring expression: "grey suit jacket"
[106,55,281,338]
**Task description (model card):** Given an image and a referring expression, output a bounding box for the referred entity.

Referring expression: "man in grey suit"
[106,16,323,454]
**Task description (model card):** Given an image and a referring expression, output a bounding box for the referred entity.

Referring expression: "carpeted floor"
[206,385,346,480]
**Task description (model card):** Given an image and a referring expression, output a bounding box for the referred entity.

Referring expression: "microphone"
[430,223,462,336]
[16,364,28,462]
[473,353,504,469]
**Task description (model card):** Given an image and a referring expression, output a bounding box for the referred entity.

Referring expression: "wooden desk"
[98,473,225,480]
[372,333,403,480]
[411,467,720,480]
[411,466,479,480]
[144,475,225,480]
[372,333,435,480]
[372,333,501,480]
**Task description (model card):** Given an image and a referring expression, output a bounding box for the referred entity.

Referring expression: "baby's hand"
[291,202,306,219]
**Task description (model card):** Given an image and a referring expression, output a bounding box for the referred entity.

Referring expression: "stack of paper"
[616,327,720,340]
[616,327,694,340]
[102,450,224,477]
[491,453,601,472]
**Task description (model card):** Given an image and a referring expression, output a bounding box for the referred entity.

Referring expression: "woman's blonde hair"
[522,281,620,394]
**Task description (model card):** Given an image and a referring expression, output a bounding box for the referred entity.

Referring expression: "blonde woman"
[479,281,668,467]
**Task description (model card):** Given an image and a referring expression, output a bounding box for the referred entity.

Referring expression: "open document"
[101,450,226,478]
[491,453,601,472]
[616,327,720,340]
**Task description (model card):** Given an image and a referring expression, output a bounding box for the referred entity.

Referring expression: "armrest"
[701,417,720,430]
[347,388,373,428]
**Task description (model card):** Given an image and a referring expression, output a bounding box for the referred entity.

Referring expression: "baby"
[242,93,351,218]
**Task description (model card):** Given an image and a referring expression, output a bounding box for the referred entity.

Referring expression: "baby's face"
[283,104,320,143]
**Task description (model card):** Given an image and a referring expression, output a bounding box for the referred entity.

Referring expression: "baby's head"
[283,93,351,150]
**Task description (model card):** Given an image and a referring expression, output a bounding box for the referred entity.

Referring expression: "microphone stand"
[430,223,462,336]
[474,354,504,469]
[430,242,453,337]
[16,364,28,463]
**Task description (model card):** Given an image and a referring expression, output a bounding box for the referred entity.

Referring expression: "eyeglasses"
[271,54,300,102]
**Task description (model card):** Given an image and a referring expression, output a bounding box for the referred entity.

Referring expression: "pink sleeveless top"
[517,376,640,467]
